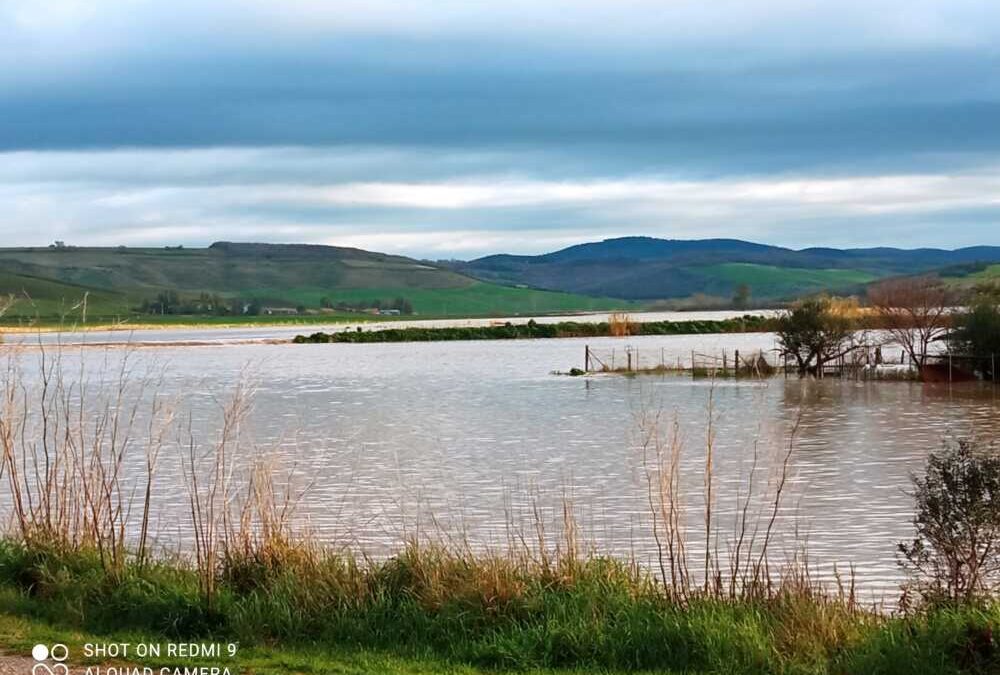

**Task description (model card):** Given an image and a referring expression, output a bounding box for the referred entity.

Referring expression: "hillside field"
[695,263,877,298]
[0,245,631,325]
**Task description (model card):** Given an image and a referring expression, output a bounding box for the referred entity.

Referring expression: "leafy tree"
[144,290,181,315]
[776,296,857,376]
[899,439,1000,606]
[948,291,1000,379]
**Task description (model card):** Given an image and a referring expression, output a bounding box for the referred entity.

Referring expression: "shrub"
[899,439,1000,606]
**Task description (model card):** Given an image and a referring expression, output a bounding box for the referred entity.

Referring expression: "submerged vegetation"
[294,315,775,343]
[1,345,999,673]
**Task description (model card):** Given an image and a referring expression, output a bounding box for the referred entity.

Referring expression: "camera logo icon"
[31,644,69,675]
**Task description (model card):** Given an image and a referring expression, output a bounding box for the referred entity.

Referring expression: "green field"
[0,245,632,325]
[0,271,131,318]
[254,283,634,316]
[693,263,877,299]
[962,263,1000,282]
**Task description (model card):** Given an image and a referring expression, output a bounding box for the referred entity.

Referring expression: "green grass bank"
[0,541,997,674]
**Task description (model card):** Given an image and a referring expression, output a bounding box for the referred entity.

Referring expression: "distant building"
[380,309,402,316]
[262,307,299,316]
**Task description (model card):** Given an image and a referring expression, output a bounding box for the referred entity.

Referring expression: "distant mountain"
[452,236,1000,301]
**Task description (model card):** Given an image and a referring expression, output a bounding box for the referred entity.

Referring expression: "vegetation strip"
[293,315,776,343]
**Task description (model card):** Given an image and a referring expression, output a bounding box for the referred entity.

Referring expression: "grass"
[0,607,569,675]
[1,543,998,674]
[947,263,1000,287]
[0,271,131,318]
[693,263,878,299]
[249,283,634,316]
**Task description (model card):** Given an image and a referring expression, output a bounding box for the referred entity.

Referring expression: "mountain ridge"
[452,236,1000,300]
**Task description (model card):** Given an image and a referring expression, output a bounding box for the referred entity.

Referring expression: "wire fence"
[583,345,780,377]
[582,343,999,382]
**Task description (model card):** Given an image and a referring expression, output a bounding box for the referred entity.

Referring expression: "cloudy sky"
[2,0,999,258]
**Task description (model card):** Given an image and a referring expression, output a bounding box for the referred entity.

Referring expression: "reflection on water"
[3,329,999,602]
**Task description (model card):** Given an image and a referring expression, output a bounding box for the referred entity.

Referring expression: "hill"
[452,237,1000,301]
[0,243,630,323]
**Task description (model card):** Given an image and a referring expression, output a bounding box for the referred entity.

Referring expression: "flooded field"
[2,318,998,603]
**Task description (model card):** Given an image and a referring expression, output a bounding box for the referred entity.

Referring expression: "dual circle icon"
[31,644,69,675]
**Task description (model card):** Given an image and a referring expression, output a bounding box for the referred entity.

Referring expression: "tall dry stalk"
[609,312,634,337]
[637,390,804,602]
[638,404,689,599]
[0,343,173,579]
[182,376,255,604]
[703,384,717,593]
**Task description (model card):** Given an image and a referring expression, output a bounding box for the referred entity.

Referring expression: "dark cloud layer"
[1,0,999,253]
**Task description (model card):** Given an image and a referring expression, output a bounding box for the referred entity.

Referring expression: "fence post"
[949,353,953,383]
[734,349,740,379]
[585,345,590,372]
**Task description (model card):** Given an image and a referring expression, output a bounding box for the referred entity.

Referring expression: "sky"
[1,0,999,259]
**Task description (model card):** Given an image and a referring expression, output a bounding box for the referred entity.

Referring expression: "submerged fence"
[583,343,998,382]
[583,345,780,377]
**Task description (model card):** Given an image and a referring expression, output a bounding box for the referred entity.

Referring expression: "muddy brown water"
[2,318,998,604]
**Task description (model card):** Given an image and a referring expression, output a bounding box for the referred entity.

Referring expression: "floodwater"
[2,314,998,603]
[0,309,779,346]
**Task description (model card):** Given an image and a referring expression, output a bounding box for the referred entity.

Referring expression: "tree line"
[777,276,1000,379]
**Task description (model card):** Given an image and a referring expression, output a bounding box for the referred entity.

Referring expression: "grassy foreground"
[0,542,997,674]
[0,611,558,675]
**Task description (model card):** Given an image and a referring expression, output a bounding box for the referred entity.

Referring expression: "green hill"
[453,236,1000,301]
[0,243,630,324]
[689,263,877,298]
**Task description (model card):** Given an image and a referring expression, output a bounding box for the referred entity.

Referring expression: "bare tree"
[868,276,952,374]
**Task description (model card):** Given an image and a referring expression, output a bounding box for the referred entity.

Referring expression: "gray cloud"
[1,1,999,254]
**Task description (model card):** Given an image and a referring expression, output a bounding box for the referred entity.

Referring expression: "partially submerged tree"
[899,439,1000,606]
[948,288,1000,380]
[776,296,857,376]
[868,276,952,373]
